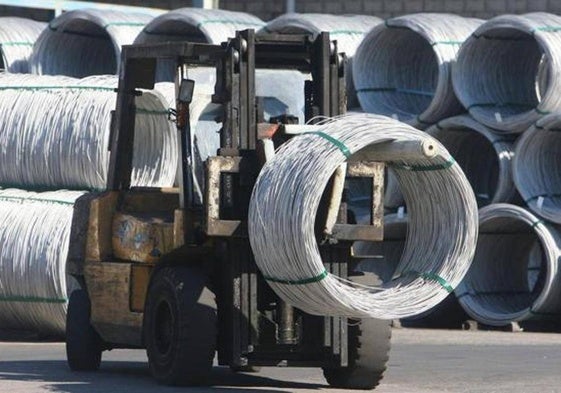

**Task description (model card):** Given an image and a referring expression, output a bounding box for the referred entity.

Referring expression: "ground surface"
[0,328,559,393]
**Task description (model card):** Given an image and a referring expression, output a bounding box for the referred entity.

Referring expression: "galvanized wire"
[513,113,561,224]
[249,113,478,319]
[426,115,517,206]
[0,17,45,73]
[261,13,382,108]
[30,9,152,77]
[453,12,561,134]
[353,13,482,128]
[134,7,264,82]
[0,73,177,190]
[0,188,85,335]
[457,203,561,326]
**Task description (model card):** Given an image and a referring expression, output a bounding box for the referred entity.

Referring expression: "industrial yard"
[0,328,558,393]
[0,0,561,391]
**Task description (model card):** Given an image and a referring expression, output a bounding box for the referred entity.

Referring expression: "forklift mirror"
[178,79,195,104]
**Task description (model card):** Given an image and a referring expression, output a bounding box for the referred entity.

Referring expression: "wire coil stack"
[30,9,152,77]
[453,12,561,134]
[457,204,561,326]
[0,17,45,73]
[513,114,561,224]
[0,73,177,191]
[426,115,517,206]
[353,13,482,128]
[0,189,85,335]
[249,114,478,319]
[262,13,382,108]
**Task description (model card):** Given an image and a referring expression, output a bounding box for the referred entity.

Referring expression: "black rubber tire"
[144,266,217,386]
[322,272,392,390]
[66,289,103,371]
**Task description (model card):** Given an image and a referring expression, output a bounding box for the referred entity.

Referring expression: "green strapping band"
[0,295,67,303]
[356,87,434,97]
[467,102,535,110]
[535,108,551,115]
[263,269,328,285]
[431,40,463,46]
[103,22,146,28]
[307,131,351,158]
[532,26,561,33]
[531,220,544,229]
[330,29,365,35]
[401,271,454,293]
[196,19,265,29]
[137,108,170,115]
[0,195,75,206]
[0,85,114,92]
[391,157,455,172]
[1,41,33,46]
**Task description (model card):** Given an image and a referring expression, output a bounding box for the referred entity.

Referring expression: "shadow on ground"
[0,360,324,392]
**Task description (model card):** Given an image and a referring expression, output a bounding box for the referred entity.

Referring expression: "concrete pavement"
[0,328,559,392]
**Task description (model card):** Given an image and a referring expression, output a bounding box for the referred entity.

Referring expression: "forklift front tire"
[144,266,217,386]
[322,272,391,390]
[66,289,103,371]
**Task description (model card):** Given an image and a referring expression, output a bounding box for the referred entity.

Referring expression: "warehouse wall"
[220,0,561,21]
[2,0,561,22]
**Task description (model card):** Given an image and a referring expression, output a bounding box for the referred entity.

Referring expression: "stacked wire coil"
[426,115,517,206]
[0,17,45,73]
[0,73,177,191]
[513,114,561,224]
[249,114,478,319]
[30,9,152,77]
[457,203,561,326]
[0,189,85,335]
[261,13,382,108]
[453,12,561,134]
[353,13,482,128]
[134,8,265,82]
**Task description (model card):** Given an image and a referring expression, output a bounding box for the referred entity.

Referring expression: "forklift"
[65,29,391,390]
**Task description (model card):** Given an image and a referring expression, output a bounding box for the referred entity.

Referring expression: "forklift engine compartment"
[66,30,392,390]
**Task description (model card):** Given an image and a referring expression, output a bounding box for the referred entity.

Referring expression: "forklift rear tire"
[144,266,217,386]
[322,272,391,390]
[66,289,103,371]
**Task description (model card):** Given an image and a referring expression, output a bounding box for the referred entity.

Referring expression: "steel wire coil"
[453,12,561,134]
[261,13,381,108]
[352,213,468,327]
[249,113,478,319]
[513,113,561,224]
[353,13,482,128]
[457,203,561,326]
[0,188,85,335]
[134,8,264,82]
[0,73,177,190]
[426,115,517,206]
[30,9,152,77]
[0,17,45,73]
